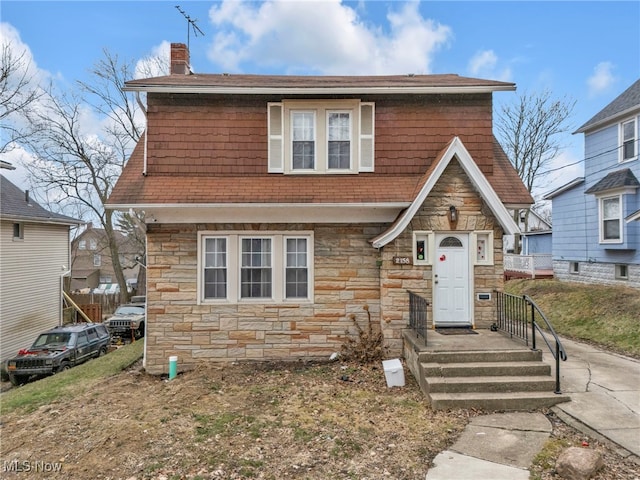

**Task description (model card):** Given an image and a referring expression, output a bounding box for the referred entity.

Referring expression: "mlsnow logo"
[2,460,63,473]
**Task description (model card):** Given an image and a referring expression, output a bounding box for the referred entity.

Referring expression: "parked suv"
[6,323,111,386]
[103,299,145,340]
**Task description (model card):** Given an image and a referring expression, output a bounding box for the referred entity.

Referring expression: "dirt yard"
[1,360,639,480]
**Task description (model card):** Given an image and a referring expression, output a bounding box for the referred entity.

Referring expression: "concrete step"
[429,391,571,411]
[419,349,542,364]
[421,361,551,378]
[425,375,558,394]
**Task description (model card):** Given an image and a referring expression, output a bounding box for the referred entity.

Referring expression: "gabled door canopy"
[371,137,520,248]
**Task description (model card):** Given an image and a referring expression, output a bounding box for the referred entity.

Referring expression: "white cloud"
[467,49,512,82]
[206,0,451,75]
[0,22,47,85]
[587,62,616,98]
[135,41,170,79]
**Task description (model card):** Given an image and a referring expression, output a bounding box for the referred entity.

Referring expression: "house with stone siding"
[107,43,533,375]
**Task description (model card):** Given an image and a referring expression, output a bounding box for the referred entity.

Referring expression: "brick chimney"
[170,43,190,75]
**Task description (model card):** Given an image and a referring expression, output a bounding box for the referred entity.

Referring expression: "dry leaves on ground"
[1,360,638,480]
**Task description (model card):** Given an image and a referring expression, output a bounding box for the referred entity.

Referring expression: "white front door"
[433,233,471,326]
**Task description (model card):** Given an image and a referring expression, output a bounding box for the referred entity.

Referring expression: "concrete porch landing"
[403,328,571,411]
[410,327,532,353]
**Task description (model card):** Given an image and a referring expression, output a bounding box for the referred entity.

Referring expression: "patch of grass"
[293,424,316,443]
[331,436,363,459]
[505,279,640,358]
[529,437,572,480]
[0,340,143,415]
[193,412,240,439]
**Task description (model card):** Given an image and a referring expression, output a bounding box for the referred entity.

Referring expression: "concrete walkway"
[426,412,551,480]
[546,336,640,460]
[425,335,640,479]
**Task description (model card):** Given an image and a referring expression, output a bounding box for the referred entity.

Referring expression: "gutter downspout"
[136,92,148,176]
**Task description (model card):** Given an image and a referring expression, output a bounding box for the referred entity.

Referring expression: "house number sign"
[393,256,412,265]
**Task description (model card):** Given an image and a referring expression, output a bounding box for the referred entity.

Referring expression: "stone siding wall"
[553,260,640,288]
[143,160,507,374]
[145,223,385,374]
[379,160,504,341]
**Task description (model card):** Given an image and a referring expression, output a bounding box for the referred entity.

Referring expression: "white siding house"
[0,175,83,363]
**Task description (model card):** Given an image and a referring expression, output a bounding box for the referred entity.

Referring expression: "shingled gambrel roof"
[107,135,532,209]
[575,79,640,133]
[0,175,82,225]
[109,71,531,221]
[584,168,640,194]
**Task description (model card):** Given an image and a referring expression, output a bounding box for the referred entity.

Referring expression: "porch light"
[448,205,458,223]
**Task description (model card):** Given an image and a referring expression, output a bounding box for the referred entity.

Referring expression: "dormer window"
[620,118,637,162]
[268,100,374,174]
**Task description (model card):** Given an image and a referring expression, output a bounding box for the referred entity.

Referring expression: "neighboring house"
[107,43,533,374]
[503,208,552,253]
[0,175,83,364]
[70,223,142,292]
[544,79,640,287]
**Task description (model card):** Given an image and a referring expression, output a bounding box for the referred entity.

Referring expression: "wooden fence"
[67,293,124,320]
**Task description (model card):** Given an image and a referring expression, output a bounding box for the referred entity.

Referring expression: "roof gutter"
[122,85,516,95]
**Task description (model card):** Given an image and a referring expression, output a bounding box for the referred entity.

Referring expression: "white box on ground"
[382,358,405,387]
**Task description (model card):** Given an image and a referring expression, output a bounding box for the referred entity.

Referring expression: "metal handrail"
[408,290,429,342]
[495,291,568,394]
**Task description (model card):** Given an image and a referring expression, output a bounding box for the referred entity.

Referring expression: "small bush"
[341,305,388,363]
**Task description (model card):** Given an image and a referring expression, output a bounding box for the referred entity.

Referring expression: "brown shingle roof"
[124,73,515,93]
[107,135,532,207]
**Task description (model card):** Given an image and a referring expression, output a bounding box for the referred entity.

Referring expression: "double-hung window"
[600,195,622,242]
[285,238,308,298]
[327,111,351,169]
[240,238,272,298]
[268,100,374,174]
[620,118,637,162]
[203,238,227,299]
[292,112,316,170]
[199,232,313,303]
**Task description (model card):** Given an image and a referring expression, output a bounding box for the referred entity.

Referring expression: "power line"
[543,143,627,175]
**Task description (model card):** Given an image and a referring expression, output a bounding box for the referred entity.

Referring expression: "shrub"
[341,305,388,363]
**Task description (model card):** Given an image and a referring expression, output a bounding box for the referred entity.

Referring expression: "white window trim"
[284,99,360,174]
[198,231,314,304]
[619,117,638,163]
[598,194,623,244]
[413,231,434,265]
[615,264,628,280]
[269,101,374,174]
[472,231,494,265]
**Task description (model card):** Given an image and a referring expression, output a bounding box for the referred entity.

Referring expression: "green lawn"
[505,279,640,358]
[0,340,143,415]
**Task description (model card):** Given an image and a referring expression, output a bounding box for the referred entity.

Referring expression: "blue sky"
[2,0,639,202]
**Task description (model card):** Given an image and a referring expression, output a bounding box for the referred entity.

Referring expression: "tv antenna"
[175,5,205,51]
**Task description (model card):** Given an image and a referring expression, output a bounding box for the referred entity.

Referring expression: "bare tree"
[22,50,152,302]
[496,90,574,253]
[496,89,576,195]
[0,41,43,154]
